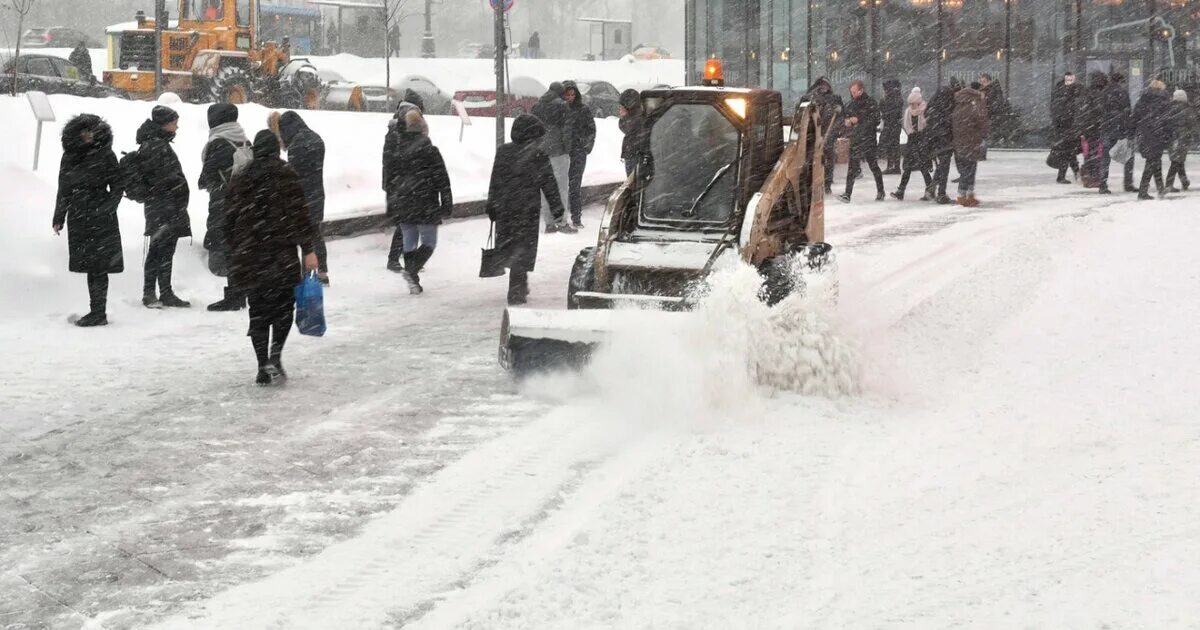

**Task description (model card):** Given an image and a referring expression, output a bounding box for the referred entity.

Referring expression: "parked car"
[574,80,621,118]
[0,54,124,98]
[360,85,397,113]
[21,27,101,49]
[453,76,544,118]
[396,75,452,115]
[632,46,672,60]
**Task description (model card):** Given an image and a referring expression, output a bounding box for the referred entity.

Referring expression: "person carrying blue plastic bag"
[225,129,320,386]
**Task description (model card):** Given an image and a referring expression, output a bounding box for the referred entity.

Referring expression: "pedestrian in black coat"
[383,108,453,294]
[1106,72,1136,192]
[561,80,595,227]
[926,79,960,203]
[1166,89,1196,192]
[807,76,845,193]
[1049,73,1082,183]
[136,105,191,308]
[1132,80,1175,199]
[69,42,93,84]
[53,114,124,327]
[278,111,327,282]
[892,88,933,200]
[198,103,250,311]
[618,88,645,177]
[485,114,572,305]
[879,79,904,173]
[224,130,319,385]
[840,80,885,202]
[979,73,1008,146]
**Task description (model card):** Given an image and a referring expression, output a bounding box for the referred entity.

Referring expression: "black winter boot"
[207,287,246,312]
[401,252,423,295]
[75,311,108,327]
[160,291,191,308]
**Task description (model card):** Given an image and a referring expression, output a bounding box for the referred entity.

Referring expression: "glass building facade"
[686,0,1200,129]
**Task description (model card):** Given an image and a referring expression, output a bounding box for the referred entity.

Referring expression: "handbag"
[479,222,507,278]
[1110,138,1133,165]
[294,271,327,337]
[1080,137,1105,189]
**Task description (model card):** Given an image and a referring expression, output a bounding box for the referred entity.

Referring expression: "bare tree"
[5,0,38,96]
[384,0,412,93]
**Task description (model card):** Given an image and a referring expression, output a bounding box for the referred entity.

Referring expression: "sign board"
[26,91,55,171]
[26,91,56,123]
[452,100,472,142]
[488,0,514,12]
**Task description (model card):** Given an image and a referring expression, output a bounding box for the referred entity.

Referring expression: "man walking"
[1108,72,1136,192]
[1132,79,1175,200]
[952,82,990,207]
[926,79,960,204]
[879,79,904,174]
[199,103,250,311]
[806,77,844,194]
[618,88,645,177]
[388,24,401,58]
[839,80,885,202]
[979,73,1007,150]
[136,106,192,308]
[531,82,571,232]
[561,80,596,228]
[278,111,329,285]
[69,42,93,84]
[1049,72,1082,183]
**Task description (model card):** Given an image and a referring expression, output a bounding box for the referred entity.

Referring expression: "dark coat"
[384,131,453,225]
[901,106,932,171]
[485,115,565,273]
[1050,80,1081,144]
[982,81,1006,121]
[54,115,124,274]
[618,88,645,162]
[561,81,596,156]
[224,133,317,291]
[879,81,904,151]
[1104,80,1133,140]
[952,87,990,161]
[531,84,567,157]
[807,77,845,136]
[1132,88,1175,158]
[1168,99,1197,163]
[135,119,191,239]
[279,112,326,224]
[925,85,957,155]
[197,124,249,254]
[844,92,881,158]
[69,46,92,81]
[1079,73,1131,141]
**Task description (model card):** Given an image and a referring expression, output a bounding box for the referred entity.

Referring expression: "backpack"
[227,139,253,179]
[119,148,151,203]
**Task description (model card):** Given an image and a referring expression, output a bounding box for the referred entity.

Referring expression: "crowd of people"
[810,74,994,207]
[1051,70,1196,199]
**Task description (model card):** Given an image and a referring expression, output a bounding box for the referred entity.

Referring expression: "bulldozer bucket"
[500,307,684,376]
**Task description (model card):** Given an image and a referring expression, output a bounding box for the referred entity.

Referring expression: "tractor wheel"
[759,256,796,307]
[280,68,323,110]
[759,243,839,307]
[209,66,254,105]
[566,247,597,309]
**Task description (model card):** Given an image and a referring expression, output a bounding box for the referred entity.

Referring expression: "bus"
[260,2,323,54]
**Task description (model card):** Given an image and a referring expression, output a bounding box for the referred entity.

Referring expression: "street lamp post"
[936,0,944,87]
[422,0,436,58]
[1004,0,1012,95]
[806,0,813,87]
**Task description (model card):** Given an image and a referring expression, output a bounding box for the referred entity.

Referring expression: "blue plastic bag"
[294,272,327,337]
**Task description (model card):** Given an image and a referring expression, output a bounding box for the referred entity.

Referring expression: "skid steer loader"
[499,64,835,375]
[103,0,363,110]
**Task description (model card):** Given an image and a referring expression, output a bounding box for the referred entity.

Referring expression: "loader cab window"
[195,0,224,21]
[640,103,741,225]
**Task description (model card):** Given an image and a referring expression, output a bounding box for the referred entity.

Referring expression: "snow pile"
[575,261,859,430]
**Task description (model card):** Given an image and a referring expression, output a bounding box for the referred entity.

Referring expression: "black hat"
[151,105,179,126]
[207,103,238,128]
[252,128,281,160]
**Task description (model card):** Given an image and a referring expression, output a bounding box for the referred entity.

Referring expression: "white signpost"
[26,91,56,171]
[453,100,473,142]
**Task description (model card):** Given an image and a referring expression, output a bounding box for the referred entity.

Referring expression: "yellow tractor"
[103,0,363,110]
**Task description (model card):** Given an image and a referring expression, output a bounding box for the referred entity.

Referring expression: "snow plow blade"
[499,307,684,375]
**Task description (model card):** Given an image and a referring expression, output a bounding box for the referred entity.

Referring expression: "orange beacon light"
[703,58,725,87]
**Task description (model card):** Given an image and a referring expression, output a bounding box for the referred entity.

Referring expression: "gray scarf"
[202,122,250,161]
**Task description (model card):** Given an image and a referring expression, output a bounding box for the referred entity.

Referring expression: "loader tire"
[210,66,254,105]
[759,257,795,307]
[280,68,323,109]
[567,247,597,310]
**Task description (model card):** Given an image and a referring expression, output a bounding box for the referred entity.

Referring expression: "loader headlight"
[725,97,747,120]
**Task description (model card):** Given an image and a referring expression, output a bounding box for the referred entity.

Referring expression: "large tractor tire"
[567,247,597,309]
[280,66,323,110]
[209,66,254,105]
[759,243,838,307]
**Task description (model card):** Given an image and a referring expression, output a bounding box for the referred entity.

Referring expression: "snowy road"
[5,153,1200,628]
